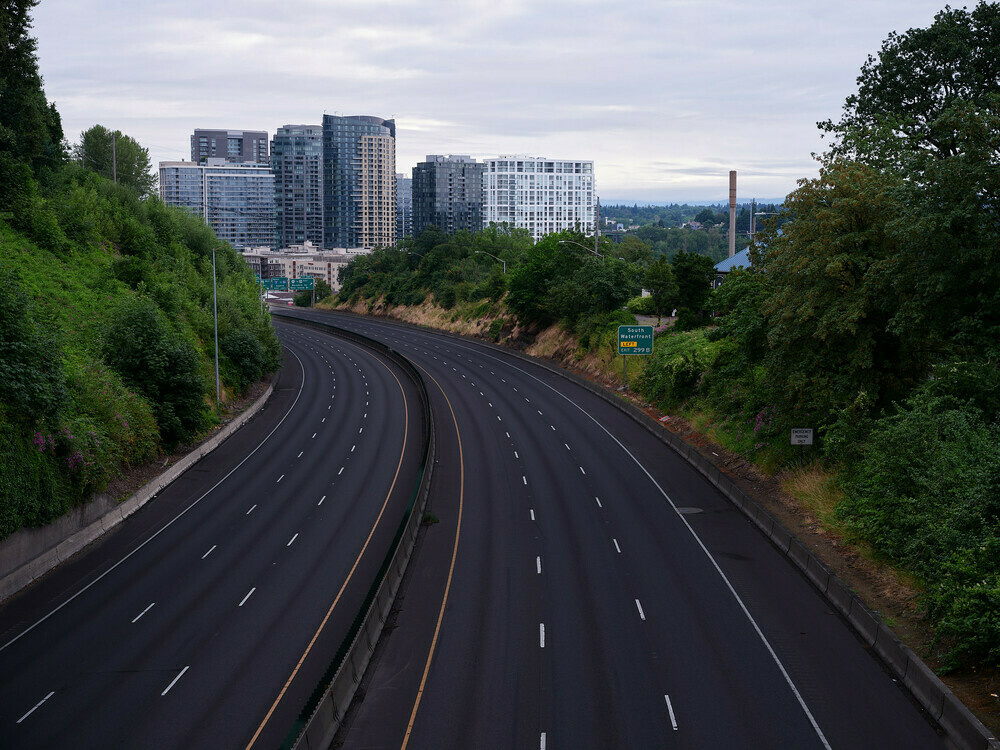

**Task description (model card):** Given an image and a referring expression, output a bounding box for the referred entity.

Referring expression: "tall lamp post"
[558,239,603,258]
[212,248,220,404]
[474,250,506,273]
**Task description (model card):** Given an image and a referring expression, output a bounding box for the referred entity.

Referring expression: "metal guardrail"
[271,311,435,750]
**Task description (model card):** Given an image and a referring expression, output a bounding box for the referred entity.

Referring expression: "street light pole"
[474,250,506,273]
[558,239,603,258]
[212,248,220,404]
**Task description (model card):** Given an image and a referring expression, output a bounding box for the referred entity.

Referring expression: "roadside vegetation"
[0,3,280,539]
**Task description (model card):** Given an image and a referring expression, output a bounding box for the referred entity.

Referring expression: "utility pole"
[595,195,600,257]
[728,171,737,257]
[112,131,118,185]
[212,248,220,404]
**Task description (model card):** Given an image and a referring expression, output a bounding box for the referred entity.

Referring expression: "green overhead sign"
[618,325,654,355]
[289,277,315,291]
[264,277,288,290]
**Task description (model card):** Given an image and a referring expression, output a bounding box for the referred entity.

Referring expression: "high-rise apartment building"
[411,155,485,237]
[396,174,412,241]
[191,129,269,164]
[322,115,396,250]
[159,158,275,249]
[482,156,595,242]
[271,125,324,249]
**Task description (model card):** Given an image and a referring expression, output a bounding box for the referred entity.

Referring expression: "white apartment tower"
[482,156,595,242]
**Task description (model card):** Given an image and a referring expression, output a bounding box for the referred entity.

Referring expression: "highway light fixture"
[474,250,506,273]
[559,239,603,258]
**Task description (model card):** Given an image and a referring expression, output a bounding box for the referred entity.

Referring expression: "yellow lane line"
[245,342,410,750]
[400,364,464,750]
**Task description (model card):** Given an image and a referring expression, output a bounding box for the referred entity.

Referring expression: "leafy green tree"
[74,125,156,197]
[102,298,206,448]
[617,235,653,265]
[670,251,714,327]
[643,255,678,324]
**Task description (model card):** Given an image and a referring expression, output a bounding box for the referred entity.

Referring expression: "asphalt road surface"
[0,322,424,749]
[275,308,947,750]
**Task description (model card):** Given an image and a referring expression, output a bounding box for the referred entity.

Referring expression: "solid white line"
[636,599,646,621]
[614,538,621,554]
[131,602,155,623]
[318,495,326,506]
[17,691,55,723]
[539,623,545,648]
[536,556,542,574]
[443,342,833,749]
[161,666,189,696]
[665,695,678,730]
[530,509,535,521]
[201,544,217,559]
[297,451,303,458]
[595,496,602,508]
[287,533,298,547]
[246,504,257,515]
[338,467,344,475]
[277,474,284,483]
[239,588,256,607]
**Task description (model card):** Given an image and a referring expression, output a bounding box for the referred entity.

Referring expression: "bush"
[639,329,723,408]
[626,295,655,315]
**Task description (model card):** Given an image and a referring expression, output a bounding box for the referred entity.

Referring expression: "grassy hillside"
[0,165,280,539]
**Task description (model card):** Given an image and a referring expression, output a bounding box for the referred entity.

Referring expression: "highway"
[0,322,425,749]
[275,308,947,750]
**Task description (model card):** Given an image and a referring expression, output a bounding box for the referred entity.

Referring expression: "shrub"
[626,295,655,315]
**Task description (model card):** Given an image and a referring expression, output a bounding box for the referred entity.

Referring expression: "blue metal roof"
[714,248,751,273]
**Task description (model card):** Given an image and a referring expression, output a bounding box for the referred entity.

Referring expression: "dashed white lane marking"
[131,602,155,623]
[665,695,678,730]
[635,599,646,621]
[565,443,570,450]
[506,432,510,438]
[497,415,502,422]
[161,666,189,696]
[522,476,527,485]
[489,403,493,408]
[540,733,547,750]
[537,410,543,416]
[246,504,257,515]
[351,445,356,452]
[550,425,555,430]
[359,427,363,434]
[17,691,55,723]
[277,474,285,483]
[514,451,519,459]
[338,467,344,475]
[613,538,622,554]
[595,496,602,508]
[579,466,586,475]
[327,405,331,410]
[318,495,326,506]
[480,391,484,396]
[202,544,217,559]
[536,557,542,574]
[239,588,256,607]
[364,413,367,418]
[539,623,545,648]
[530,509,535,521]
[297,451,303,458]
[287,533,299,547]
[311,433,317,439]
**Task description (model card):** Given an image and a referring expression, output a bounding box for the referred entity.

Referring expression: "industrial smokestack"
[728,170,737,258]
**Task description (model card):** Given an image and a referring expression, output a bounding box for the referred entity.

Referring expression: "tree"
[617,235,653,265]
[643,255,678,324]
[820,3,1000,167]
[74,125,156,196]
[670,251,714,327]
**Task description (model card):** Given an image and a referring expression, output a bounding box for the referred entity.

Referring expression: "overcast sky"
[32,0,950,203]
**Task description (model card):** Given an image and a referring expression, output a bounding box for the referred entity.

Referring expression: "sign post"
[790,428,814,462]
[617,325,654,390]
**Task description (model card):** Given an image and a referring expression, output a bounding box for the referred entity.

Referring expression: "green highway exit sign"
[618,325,654,355]
[289,277,314,290]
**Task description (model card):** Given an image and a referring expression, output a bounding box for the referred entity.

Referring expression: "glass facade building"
[411,155,485,237]
[396,174,412,241]
[272,125,324,249]
[190,129,269,164]
[322,115,396,250]
[159,159,276,249]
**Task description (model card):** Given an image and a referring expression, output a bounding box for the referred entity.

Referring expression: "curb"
[305,308,999,750]
[0,382,275,605]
